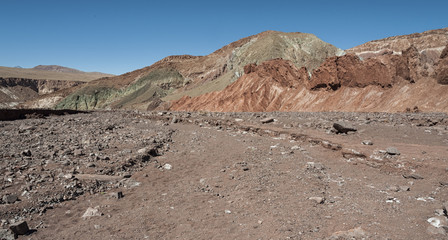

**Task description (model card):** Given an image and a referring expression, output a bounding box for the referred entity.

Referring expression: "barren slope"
[51,31,343,110]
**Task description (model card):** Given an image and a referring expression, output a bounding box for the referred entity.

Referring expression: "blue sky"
[1,0,447,75]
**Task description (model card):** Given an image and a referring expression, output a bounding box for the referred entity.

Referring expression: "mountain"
[0,66,114,108]
[170,28,448,113]
[25,28,448,112]
[52,31,343,110]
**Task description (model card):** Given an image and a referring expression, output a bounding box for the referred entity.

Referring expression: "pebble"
[260,117,274,124]
[402,173,424,180]
[82,206,103,219]
[2,194,18,204]
[163,164,172,170]
[309,197,325,204]
[362,140,373,145]
[386,147,400,155]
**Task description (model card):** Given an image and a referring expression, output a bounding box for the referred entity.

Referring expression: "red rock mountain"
[170,28,448,112]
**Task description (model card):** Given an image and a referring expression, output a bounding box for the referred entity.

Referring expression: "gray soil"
[1,110,448,239]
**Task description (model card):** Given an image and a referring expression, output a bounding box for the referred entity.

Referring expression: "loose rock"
[309,197,325,204]
[260,117,274,124]
[9,221,30,236]
[82,206,103,219]
[333,123,357,134]
[2,194,18,204]
[386,147,400,155]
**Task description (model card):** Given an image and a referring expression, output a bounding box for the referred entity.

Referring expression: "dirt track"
[1,110,448,239]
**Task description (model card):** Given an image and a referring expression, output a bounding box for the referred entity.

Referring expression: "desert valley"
[1,28,448,239]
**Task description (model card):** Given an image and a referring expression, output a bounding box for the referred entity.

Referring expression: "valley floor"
[1,110,448,239]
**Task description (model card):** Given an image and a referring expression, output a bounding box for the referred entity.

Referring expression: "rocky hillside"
[0,78,84,108]
[0,66,113,108]
[171,28,448,113]
[52,31,343,110]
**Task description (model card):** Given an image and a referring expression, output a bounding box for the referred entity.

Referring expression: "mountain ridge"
[19,27,448,113]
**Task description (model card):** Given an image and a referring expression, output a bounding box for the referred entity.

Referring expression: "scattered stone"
[306,162,326,173]
[321,141,342,150]
[435,209,446,216]
[82,206,103,219]
[329,227,366,239]
[427,216,448,228]
[86,163,95,168]
[110,191,124,199]
[309,197,325,204]
[291,146,301,150]
[333,123,357,134]
[163,164,172,170]
[73,149,83,156]
[386,147,400,155]
[402,173,424,180]
[362,140,373,145]
[0,229,15,240]
[9,221,29,236]
[260,117,274,124]
[21,149,32,157]
[2,194,18,204]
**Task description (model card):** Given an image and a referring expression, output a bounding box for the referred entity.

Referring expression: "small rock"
[435,209,446,216]
[82,206,103,219]
[309,197,325,204]
[329,227,366,239]
[9,221,29,236]
[333,123,357,134]
[386,147,400,155]
[402,173,424,180]
[86,163,95,168]
[163,164,172,170]
[362,140,373,145]
[306,162,326,173]
[2,194,18,204]
[110,191,124,199]
[260,118,274,124]
[21,149,32,157]
[224,210,232,214]
[73,149,83,156]
[399,186,410,192]
[428,216,448,228]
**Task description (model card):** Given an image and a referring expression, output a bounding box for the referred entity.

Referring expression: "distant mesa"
[32,65,84,73]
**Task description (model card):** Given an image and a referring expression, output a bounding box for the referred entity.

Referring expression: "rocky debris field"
[1,110,448,239]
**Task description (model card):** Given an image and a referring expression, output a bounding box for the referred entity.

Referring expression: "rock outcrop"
[435,44,448,84]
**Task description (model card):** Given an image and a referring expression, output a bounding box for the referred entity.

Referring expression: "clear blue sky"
[1,0,447,75]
